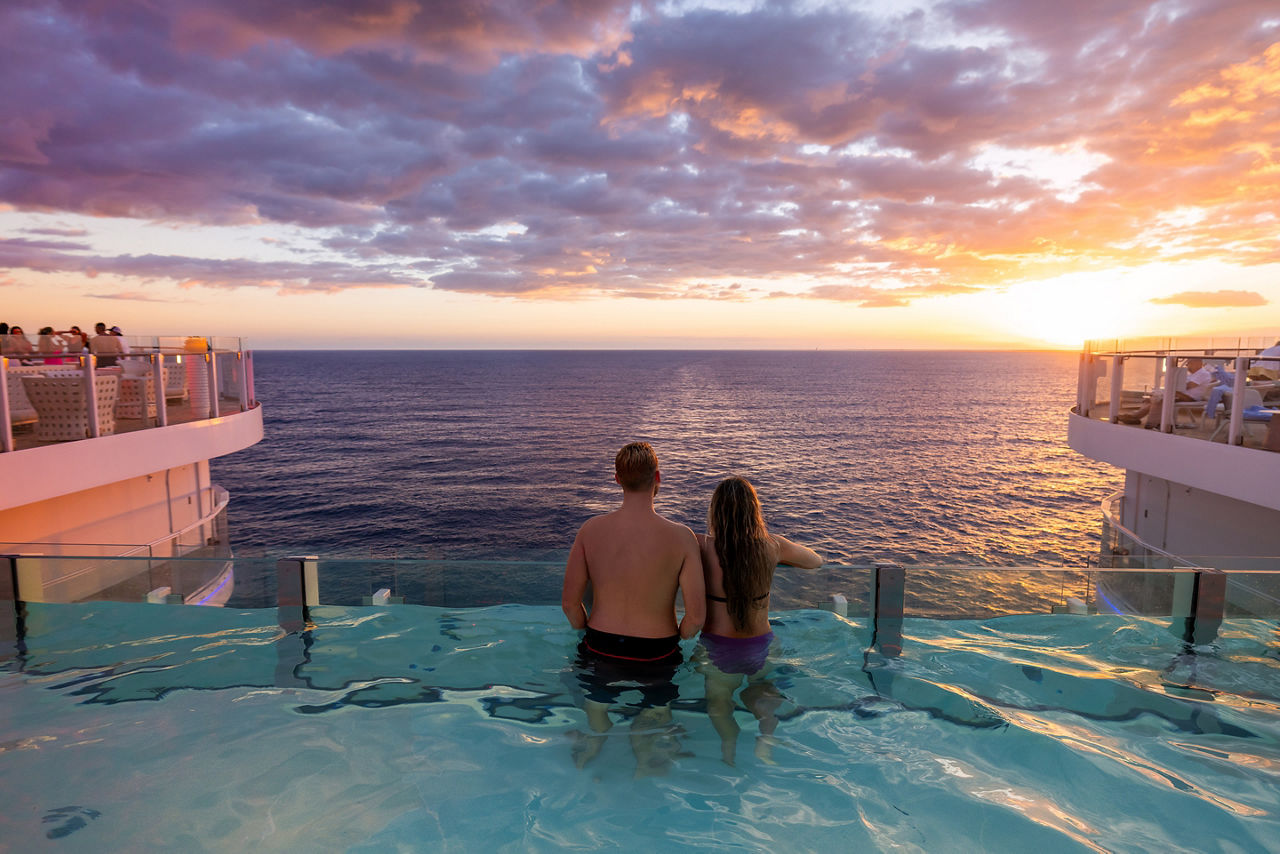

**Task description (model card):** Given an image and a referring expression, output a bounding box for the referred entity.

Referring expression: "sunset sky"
[2,0,1278,349]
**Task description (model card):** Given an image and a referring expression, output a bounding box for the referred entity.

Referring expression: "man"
[562,441,704,771]
[1121,357,1214,428]
[89,322,124,367]
[1252,340,1280,380]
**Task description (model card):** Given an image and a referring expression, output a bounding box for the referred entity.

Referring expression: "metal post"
[277,556,319,632]
[869,563,905,658]
[152,353,168,427]
[0,357,13,453]
[1228,356,1247,445]
[1171,567,1225,645]
[206,351,220,418]
[1,555,21,660]
[1109,355,1124,423]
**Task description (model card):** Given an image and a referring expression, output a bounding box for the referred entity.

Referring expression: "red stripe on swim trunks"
[584,641,676,662]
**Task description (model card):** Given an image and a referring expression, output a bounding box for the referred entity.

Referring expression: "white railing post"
[83,354,101,438]
[1076,353,1088,415]
[206,349,220,418]
[1083,354,1098,418]
[1109,355,1124,423]
[152,353,168,427]
[236,352,249,412]
[0,357,13,453]
[1159,354,1177,433]
[244,350,256,408]
[1229,356,1248,445]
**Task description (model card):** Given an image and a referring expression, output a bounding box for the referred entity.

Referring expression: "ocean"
[215,350,1120,574]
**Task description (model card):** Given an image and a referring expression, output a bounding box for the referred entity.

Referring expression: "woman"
[61,326,89,353]
[697,476,822,764]
[36,327,66,364]
[2,326,33,358]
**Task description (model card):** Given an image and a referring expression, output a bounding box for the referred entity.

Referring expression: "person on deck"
[2,326,33,358]
[561,441,705,773]
[89,322,124,367]
[1119,357,1214,428]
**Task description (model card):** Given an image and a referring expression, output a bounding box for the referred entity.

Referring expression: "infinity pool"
[2,603,1278,852]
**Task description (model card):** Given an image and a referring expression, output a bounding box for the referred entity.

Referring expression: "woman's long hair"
[708,477,774,631]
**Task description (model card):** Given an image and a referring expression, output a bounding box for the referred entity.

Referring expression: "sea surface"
[215,350,1121,572]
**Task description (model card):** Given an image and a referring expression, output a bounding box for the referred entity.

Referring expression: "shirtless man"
[561,442,705,772]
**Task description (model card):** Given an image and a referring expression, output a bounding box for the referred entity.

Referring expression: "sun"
[998,275,1147,348]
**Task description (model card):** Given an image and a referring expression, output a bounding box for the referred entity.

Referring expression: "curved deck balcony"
[0,336,263,509]
[1068,337,1280,510]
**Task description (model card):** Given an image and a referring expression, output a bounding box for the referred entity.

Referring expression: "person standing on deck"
[562,441,705,773]
[89,322,124,367]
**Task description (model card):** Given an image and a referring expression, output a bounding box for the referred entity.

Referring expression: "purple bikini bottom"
[700,631,774,675]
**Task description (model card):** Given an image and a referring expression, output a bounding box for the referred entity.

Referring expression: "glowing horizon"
[2,2,1279,350]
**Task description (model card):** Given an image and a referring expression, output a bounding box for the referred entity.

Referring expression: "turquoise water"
[3,603,1279,852]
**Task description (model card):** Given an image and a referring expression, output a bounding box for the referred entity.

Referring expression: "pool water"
[2,603,1279,852]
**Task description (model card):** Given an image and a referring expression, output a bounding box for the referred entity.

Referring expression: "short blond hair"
[615,442,658,492]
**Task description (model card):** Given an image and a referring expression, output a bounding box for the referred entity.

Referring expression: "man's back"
[561,441,704,641]
[571,506,698,638]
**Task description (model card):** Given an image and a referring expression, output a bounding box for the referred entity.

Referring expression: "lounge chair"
[21,374,119,441]
[1208,388,1275,442]
[164,362,189,403]
[5,372,37,427]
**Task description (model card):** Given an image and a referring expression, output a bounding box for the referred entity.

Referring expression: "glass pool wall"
[3,557,1280,852]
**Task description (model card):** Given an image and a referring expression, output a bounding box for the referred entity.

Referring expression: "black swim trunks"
[575,627,682,708]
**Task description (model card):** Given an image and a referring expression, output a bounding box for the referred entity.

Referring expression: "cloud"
[0,1,1278,308]
[1149,289,1268,308]
[86,290,186,303]
[0,237,424,294]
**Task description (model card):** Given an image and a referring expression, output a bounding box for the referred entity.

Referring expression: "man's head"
[615,442,659,493]
[1186,357,1204,372]
[94,322,106,334]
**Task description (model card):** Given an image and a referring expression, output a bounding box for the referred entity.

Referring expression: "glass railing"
[4,555,1276,666]
[0,339,257,453]
[4,554,1278,618]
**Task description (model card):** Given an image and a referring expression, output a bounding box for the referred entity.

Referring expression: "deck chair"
[1208,388,1274,442]
[164,361,189,403]
[21,374,119,441]
[5,371,38,427]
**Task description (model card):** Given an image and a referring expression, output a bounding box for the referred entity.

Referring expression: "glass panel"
[4,555,279,607]
[4,556,1279,619]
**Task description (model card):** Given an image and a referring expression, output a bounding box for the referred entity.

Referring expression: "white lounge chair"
[164,362,189,403]
[21,375,119,441]
[5,372,37,427]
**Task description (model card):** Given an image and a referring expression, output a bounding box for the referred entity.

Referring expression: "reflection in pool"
[2,602,1279,851]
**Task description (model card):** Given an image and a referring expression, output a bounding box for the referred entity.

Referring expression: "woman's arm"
[774,535,822,568]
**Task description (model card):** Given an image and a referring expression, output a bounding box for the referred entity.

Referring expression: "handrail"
[1099,489,1197,567]
[116,485,230,558]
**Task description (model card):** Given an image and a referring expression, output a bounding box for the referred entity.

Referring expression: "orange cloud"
[1149,290,1267,308]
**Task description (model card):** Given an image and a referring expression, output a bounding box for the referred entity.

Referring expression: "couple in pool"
[561,442,822,769]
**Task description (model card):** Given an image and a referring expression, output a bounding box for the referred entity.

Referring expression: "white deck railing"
[1077,338,1280,448]
[0,339,256,453]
